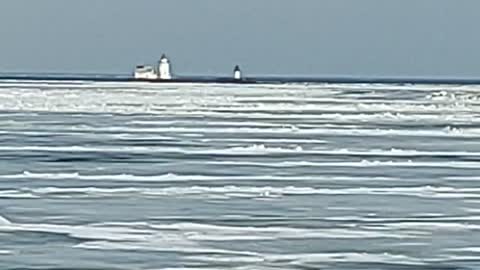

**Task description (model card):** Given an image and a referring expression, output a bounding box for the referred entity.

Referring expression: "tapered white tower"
[233,65,242,80]
[158,54,172,80]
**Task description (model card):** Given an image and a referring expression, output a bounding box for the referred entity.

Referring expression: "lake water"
[0,80,480,269]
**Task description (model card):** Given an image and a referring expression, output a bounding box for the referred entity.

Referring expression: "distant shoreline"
[1,74,480,85]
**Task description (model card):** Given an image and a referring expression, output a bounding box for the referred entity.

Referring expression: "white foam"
[9,125,480,138]
[32,187,141,194]
[20,185,480,200]
[210,144,303,154]
[0,218,416,254]
[0,214,446,262]
[4,144,480,159]
[186,251,426,266]
[0,190,37,198]
[0,144,304,155]
[0,171,222,182]
[0,130,176,141]
[75,240,259,257]
[383,221,480,231]
[0,215,11,225]
[138,267,231,270]
[199,138,328,144]
[447,247,480,253]
[185,255,265,264]
[0,220,155,242]
[0,172,346,182]
[325,215,480,223]
[262,252,424,265]
[444,176,480,181]
[149,222,413,240]
[463,208,480,213]
[213,160,480,169]
[129,119,285,128]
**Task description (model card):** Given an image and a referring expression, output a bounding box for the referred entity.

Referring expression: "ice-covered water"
[1,80,480,269]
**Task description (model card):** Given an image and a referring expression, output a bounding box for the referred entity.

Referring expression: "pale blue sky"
[0,0,478,77]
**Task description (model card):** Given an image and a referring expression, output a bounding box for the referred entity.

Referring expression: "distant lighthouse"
[158,54,172,80]
[233,65,242,80]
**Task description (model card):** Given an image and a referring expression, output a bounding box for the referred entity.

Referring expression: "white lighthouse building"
[134,65,157,80]
[158,54,172,80]
[233,65,242,80]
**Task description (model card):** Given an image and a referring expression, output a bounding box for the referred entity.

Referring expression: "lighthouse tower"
[233,65,242,80]
[158,54,172,80]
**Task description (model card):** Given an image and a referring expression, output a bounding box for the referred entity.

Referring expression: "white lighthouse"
[233,65,242,80]
[158,54,172,80]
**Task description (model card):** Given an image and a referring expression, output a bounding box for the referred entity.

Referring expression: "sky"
[0,0,479,78]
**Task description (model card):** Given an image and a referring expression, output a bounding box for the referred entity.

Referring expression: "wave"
[0,215,11,225]
[147,222,416,240]
[0,190,38,198]
[75,241,261,257]
[0,144,304,154]
[130,112,480,124]
[7,111,478,127]
[0,173,397,186]
[0,250,12,255]
[5,185,480,200]
[0,219,416,259]
[444,176,480,181]
[213,160,480,169]
[0,216,462,246]
[447,247,480,253]
[382,221,480,231]
[3,145,480,158]
[0,220,159,243]
[260,252,424,266]
[0,215,465,264]
[199,138,328,144]
[1,101,478,117]
[463,207,480,214]
[31,125,480,138]
[128,120,288,127]
[77,244,426,266]
[187,252,426,266]
[208,144,303,154]
[0,170,477,184]
[324,215,480,223]
[0,172,224,182]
